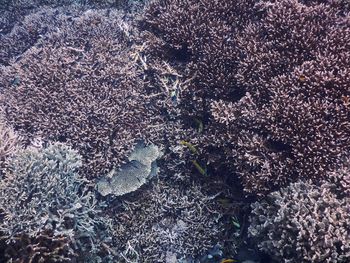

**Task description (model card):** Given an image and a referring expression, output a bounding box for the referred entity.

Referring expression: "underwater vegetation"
[0,0,349,262]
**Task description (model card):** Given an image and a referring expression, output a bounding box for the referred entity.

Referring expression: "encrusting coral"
[0,7,165,179]
[0,143,112,262]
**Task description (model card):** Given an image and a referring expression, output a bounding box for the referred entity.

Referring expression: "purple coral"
[210,0,350,194]
[142,0,256,111]
[112,178,226,262]
[0,8,165,178]
[143,0,350,195]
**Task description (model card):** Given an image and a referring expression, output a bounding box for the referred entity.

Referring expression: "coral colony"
[0,0,349,262]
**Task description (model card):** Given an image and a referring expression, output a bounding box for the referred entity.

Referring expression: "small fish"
[298,74,306,82]
[191,160,208,176]
[342,95,350,107]
[231,216,240,229]
[11,76,20,86]
[220,259,237,263]
[180,140,199,155]
[194,118,204,133]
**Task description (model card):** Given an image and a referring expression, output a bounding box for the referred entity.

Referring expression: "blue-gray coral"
[96,142,162,196]
[0,143,111,262]
[0,114,22,175]
[111,178,226,262]
[248,178,350,262]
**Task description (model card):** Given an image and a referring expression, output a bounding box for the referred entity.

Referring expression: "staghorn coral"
[248,178,350,263]
[0,7,165,179]
[142,0,350,195]
[235,0,349,97]
[0,0,140,50]
[138,0,258,186]
[327,158,350,197]
[142,0,256,107]
[209,0,350,194]
[112,178,225,262]
[0,143,111,262]
[0,6,87,66]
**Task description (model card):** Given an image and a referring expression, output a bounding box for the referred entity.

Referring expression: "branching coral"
[210,0,350,194]
[0,6,87,66]
[0,113,22,177]
[112,178,225,262]
[0,8,165,178]
[235,0,348,96]
[142,0,350,195]
[142,0,256,107]
[248,178,350,263]
[0,119,21,162]
[0,143,111,262]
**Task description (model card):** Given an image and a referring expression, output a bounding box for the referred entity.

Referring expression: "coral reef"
[1,0,349,261]
[0,1,147,60]
[0,6,87,66]
[112,178,226,262]
[0,7,165,178]
[143,0,350,195]
[0,115,22,174]
[224,0,350,194]
[96,142,162,196]
[248,178,350,263]
[0,143,111,262]
[141,0,256,114]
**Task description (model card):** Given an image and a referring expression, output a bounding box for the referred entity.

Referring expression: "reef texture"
[143,0,350,195]
[0,113,22,175]
[248,177,350,263]
[0,0,137,53]
[96,142,162,197]
[112,178,225,262]
[0,143,111,262]
[0,8,165,179]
